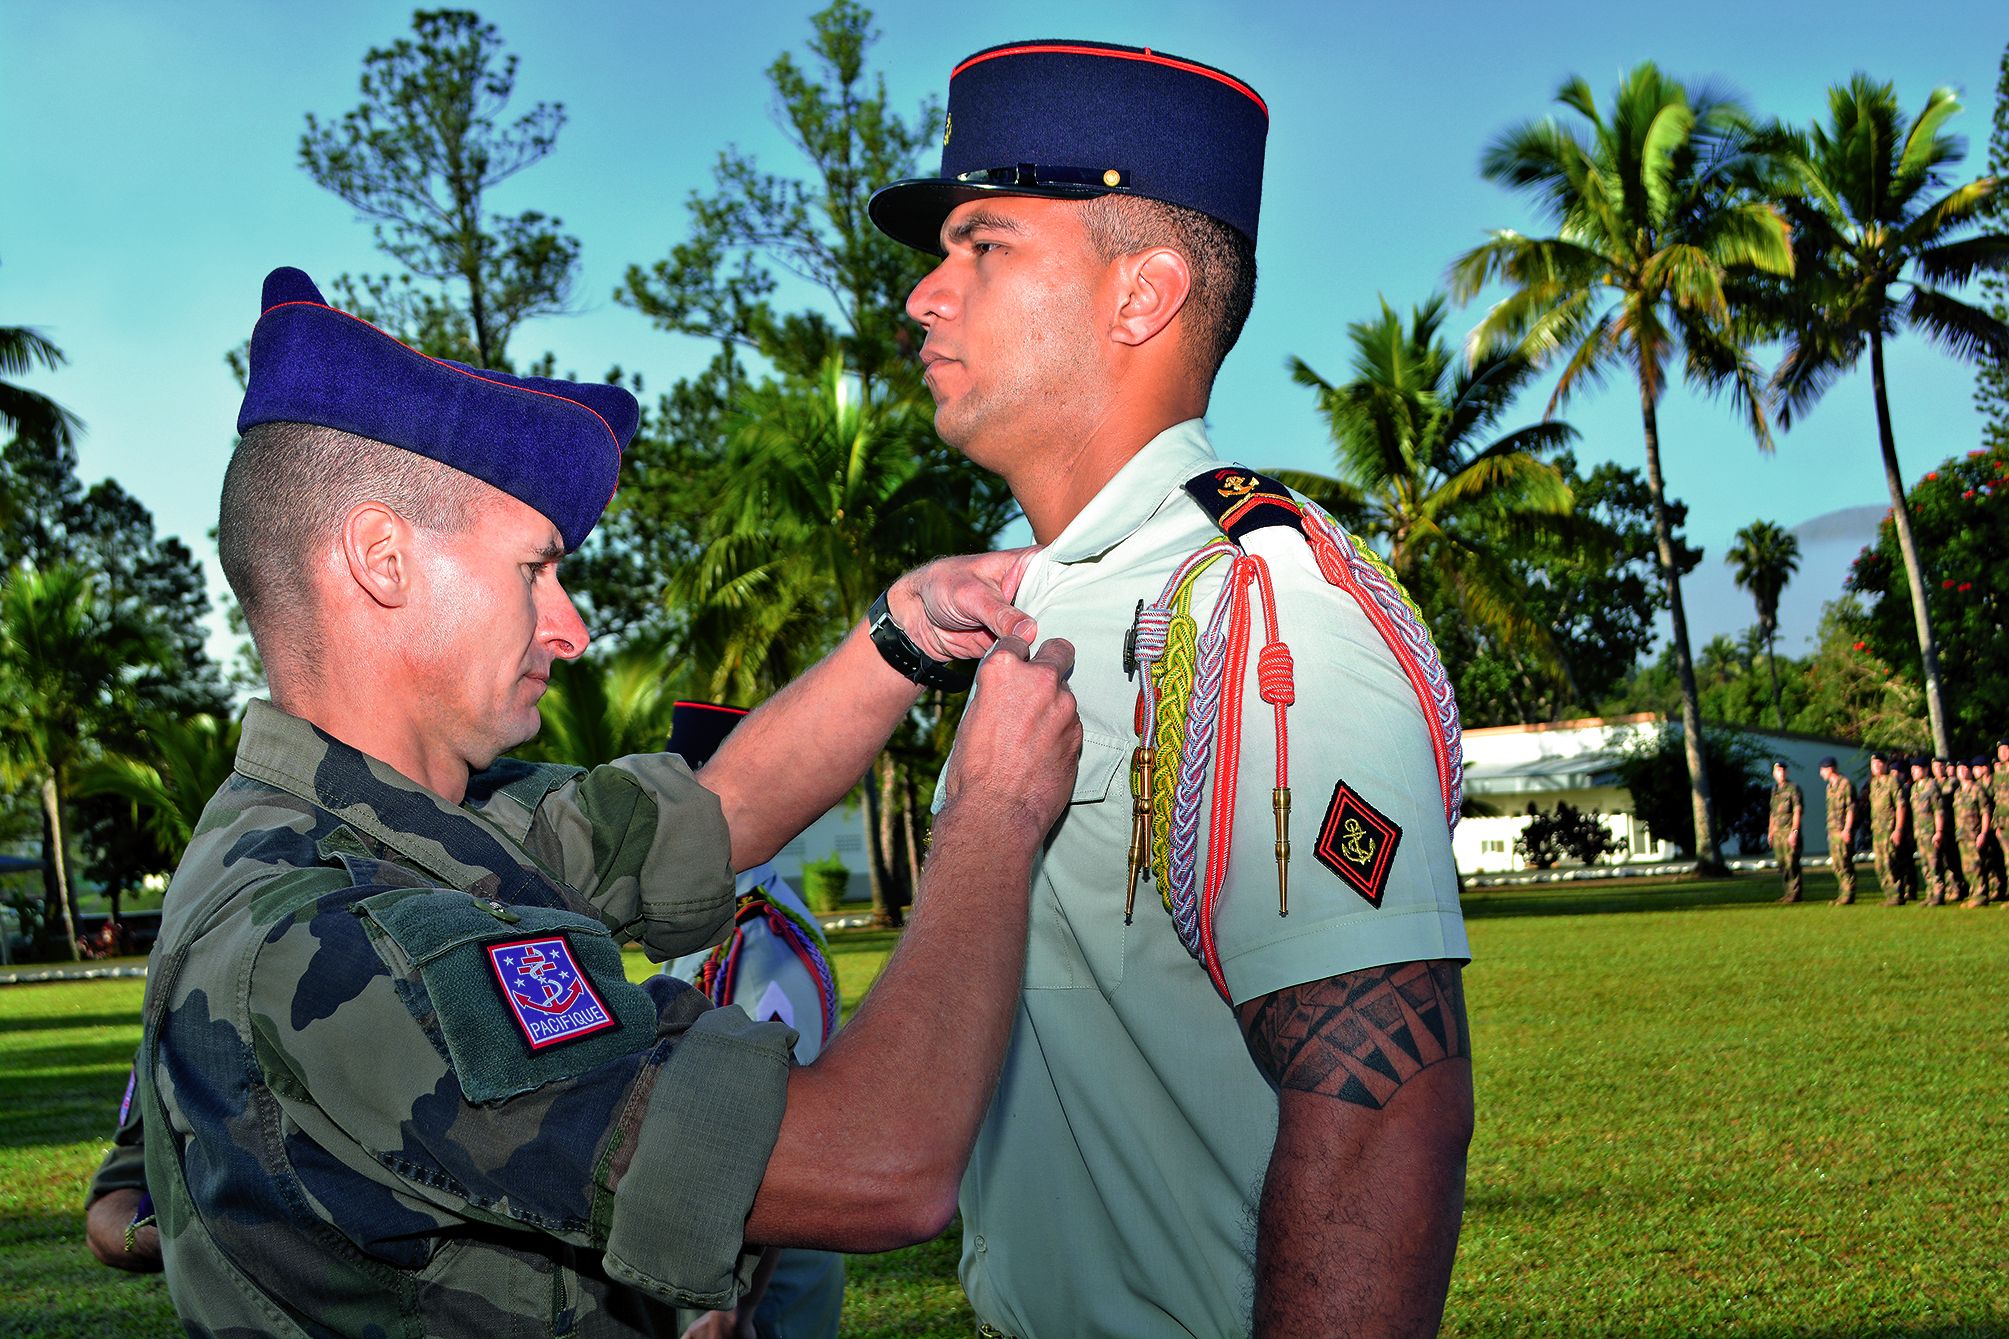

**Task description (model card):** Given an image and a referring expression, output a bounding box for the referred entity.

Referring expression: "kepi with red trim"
[236,266,638,551]
[869,38,1269,254]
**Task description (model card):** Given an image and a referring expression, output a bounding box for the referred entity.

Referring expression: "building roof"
[1464,750,1630,796]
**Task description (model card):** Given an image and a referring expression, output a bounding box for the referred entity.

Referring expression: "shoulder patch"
[1182,467,1306,543]
[488,935,617,1050]
[1314,780,1402,908]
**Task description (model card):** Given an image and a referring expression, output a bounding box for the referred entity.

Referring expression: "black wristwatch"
[867,590,975,691]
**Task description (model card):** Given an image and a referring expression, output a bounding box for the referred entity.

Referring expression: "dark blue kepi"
[869,39,1269,255]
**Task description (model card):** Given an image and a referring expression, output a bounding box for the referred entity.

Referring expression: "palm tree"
[677,359,1016,924]
[518,639,690,769]
[1763,77,2009,758]
[1724,520,1801,728]
[78,710,244,857]
[0,565,163,959]
[1279,295,1579,684]
[0,324,80,451]
[1451,62,1795,875]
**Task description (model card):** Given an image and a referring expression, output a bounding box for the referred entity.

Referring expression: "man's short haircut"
[218,421,490,671]
[1078,193,1257,380]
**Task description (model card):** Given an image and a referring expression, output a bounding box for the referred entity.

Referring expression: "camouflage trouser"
[1872,836,1906,901]
[1773,836,1803,901]
[1828,830,1856,901]
[1941,833,1970,901]
[1957,835,1988,904]
[1916,835,1947,903]
[1968,831,2000,907]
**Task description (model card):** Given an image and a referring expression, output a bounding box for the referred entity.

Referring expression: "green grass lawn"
[3,874,2003,1336]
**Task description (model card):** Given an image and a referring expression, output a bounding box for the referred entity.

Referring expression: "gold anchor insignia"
[943,113,952,147]
[1217,473,1258,498]
[1338,816,1377,866]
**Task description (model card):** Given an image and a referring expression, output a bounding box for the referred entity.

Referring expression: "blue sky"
[4,1,2003,667]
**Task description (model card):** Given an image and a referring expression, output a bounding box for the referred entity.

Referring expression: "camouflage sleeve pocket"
[356,889,662,1105]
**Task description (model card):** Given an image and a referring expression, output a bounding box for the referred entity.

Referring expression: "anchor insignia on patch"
[1315,780,1402,907]
[488,935,615,1050]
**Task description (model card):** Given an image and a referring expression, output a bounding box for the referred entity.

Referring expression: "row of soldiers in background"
[1768,744,2009,907]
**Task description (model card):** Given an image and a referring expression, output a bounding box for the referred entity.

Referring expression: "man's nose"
[906,258,956,326]
[542,582,590,661]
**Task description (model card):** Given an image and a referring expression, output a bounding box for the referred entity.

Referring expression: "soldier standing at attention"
[1974,756,2005,902]
[1930,757,1966,903]
[871,39,1472,1338]
[1770,760,1805,903]
[1953,759,1989,908]
[1818,756,1858,905]
[135,268,1083,1336]
[1910,757,1948,905]
[1866,753,1907,905]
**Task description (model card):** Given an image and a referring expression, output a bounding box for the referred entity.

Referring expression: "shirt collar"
[1044,419,1218,564]
[233,698,528,893]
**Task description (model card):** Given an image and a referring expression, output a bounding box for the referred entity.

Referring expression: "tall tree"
[618,0,939,391]
[1436,454,1695,726]
[300,8,577,369]
[1725,519,1801,729]
[1453,62,1795,874]
[610,3,1014,923]
[1847,443,2009,748]
[1279,294,1578,678]
[0,566,165,959]
[1976,43,2009,455]
[1765,75,2009,758]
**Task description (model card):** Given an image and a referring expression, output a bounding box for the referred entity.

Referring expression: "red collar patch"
[1315,781,1402,908]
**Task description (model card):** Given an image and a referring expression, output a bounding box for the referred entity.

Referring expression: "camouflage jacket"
[1868,774,1905,842]
[1769,782,1803,843]
[1909,777,1942,836]
[138,699,792,1337]
[1952,784,1987,840]
[1824,774,1857,837]
[1992,769,2009,828]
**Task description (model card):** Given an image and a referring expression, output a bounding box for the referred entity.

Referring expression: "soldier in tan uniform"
[1866,753,1908,904]
[1817,757,1858,904]
[1953,760,1991,908]
[1769,760,1804,903]
[1909,758,1949,905]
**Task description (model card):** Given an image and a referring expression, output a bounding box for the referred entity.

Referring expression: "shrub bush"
[1514,801,1628,868]
[799,852,851,914]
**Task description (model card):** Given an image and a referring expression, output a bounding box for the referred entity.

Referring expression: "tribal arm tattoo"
[1237,960,1470,1108]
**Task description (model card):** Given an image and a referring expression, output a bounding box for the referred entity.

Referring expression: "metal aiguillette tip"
[1273,786,1291,917]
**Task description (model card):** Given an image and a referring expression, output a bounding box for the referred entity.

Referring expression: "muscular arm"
[699,551,1038,870]
[1236,961,1474,1339]
[743,634,1080,1251]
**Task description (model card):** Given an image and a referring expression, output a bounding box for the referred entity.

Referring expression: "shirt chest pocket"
[1024,733,1133,992]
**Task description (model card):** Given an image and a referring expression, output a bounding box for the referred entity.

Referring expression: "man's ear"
[1109,246,1193,349]
[340,501,415,610]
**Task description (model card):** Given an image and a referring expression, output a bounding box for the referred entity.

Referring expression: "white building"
[1456,714,1870,875]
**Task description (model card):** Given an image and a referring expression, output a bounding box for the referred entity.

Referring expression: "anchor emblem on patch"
[488,935,616,1050]
[1216,472,1259,498]
[1315,780,1402,907]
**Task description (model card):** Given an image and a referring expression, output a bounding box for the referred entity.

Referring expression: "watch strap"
[867,590,975,691]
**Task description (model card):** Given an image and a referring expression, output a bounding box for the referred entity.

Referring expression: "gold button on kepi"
[1103,168,1121,187]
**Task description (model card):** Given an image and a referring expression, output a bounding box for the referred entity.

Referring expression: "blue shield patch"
[487,935,616,1050]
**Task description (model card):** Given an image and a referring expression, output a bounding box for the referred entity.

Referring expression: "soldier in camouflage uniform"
[1866,754,1909,904]
[1976,756,2005,902]
[1909,758,1949,905]
[1817,756,1858,904]
[1953,760,1991,907]
[1930,758,1967,903]
[1769,760,1804,902]
[135,267,1083,1337]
